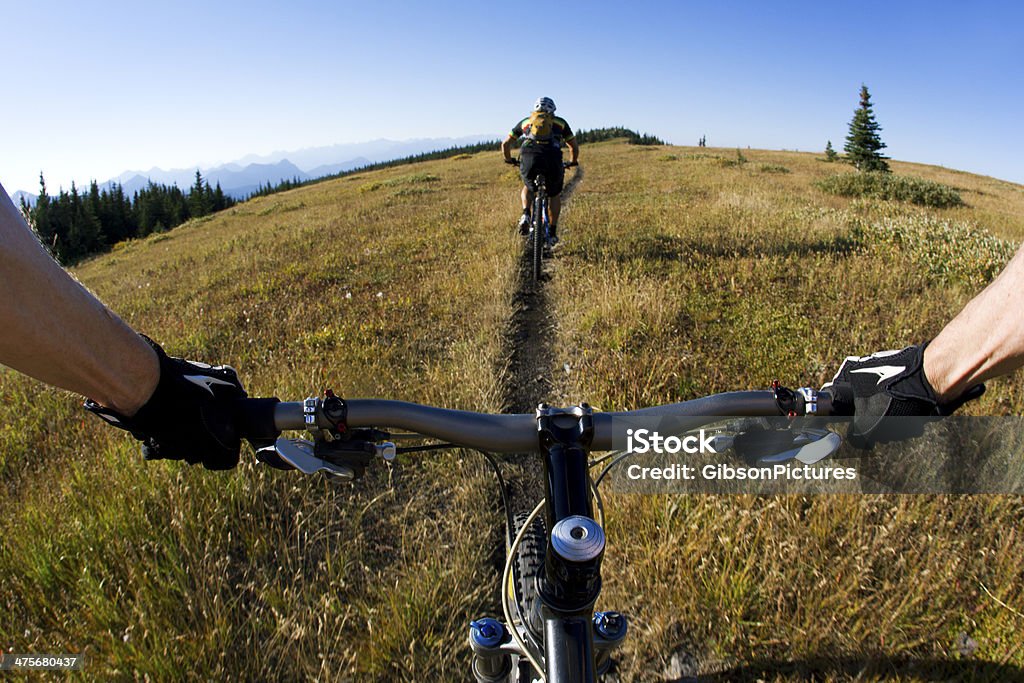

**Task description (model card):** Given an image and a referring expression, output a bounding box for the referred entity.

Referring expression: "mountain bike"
[508,158,577,284]
[233,383,842,682]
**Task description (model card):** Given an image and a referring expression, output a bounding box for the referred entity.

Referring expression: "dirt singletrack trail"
[497,166,584,509]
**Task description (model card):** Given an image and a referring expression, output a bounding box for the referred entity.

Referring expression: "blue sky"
[3,0,1022,195]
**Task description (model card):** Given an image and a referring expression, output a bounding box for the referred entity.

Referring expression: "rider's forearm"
[501,137,514,160]
[568,139,579,163]
[0,183,159,415]
[925,241,1024,401]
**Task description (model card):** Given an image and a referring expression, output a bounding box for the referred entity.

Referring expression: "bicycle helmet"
[534,97,556,114]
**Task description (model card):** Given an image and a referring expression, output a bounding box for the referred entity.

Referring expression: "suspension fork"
[536,404,603,682]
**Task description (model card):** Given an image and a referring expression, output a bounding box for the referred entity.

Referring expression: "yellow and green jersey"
[509,112,575,151]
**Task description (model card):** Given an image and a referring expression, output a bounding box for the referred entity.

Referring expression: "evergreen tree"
[32,173,55,249]
[824,140,838,162]
[211,182,228,212]
[101,182,135,243]
[844,85,889,172]
[65,182,104,260]
[189,170,211,218]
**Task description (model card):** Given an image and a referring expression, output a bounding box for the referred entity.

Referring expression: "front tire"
[531,195,545,284]
[512,512,546,641]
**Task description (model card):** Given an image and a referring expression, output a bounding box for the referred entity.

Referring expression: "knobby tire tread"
[531,187,545,284]
[512,512,546,642]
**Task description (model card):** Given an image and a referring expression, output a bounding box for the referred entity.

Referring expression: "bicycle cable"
[502,497,547,680]
[477,448,543,654]
[591,476,605,529]
[365,431,552,662]
[473,449,516,552]
[593,450,632,489]
[387,439,538,655]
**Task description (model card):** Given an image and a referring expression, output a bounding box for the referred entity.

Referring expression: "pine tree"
[824,140,838,162]
[212,183,228,212]
[844,85,889,172]
[65,181,104,260]
[32,173,55,249]
[189,170,211,218]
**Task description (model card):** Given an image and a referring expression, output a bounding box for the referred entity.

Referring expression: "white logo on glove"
[184,374,237,396]
[851,365,906,385]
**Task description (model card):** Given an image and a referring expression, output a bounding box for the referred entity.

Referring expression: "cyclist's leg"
[520,151,540,204]
[545,152,566,237]
[521,185,533,211]
[518,186,534,233]
[518,151,539,232]
[549,195,561,226]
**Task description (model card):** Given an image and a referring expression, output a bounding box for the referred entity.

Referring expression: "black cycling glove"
[85,336,246,470]
[822,342,984,447]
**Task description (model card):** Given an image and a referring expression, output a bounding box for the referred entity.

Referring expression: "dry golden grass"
[0,153,524,679]
[554,142,1024,680]
[2,140,1023,680]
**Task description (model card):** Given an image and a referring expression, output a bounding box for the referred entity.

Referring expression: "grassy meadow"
[2,140,1024,680]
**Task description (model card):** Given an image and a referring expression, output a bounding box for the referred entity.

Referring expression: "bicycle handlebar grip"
[233,397,283,448]
[818,387,850,416]
[816,388,837,416]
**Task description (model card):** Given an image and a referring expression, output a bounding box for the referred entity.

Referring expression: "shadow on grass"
[694,654,1024,683]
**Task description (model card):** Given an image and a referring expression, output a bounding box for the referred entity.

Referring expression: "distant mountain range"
[11,190,36,208]
[10,135,494,206]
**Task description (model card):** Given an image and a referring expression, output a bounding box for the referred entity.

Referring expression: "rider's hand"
[85,336,246,470]
[823,343,984,447]
[504,157,519,166]
[565,160,579,168]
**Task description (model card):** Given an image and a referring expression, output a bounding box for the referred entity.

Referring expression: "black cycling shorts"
[519,148,565,196]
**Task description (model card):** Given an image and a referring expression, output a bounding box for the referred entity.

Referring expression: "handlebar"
[503,158,578,170]
[236,387,837,453]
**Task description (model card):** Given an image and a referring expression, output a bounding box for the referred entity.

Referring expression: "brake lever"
[257,437,396,480]
[720,423,843,465]
[739,428,842,465]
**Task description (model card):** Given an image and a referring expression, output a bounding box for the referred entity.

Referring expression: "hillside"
[2,140,1023,680]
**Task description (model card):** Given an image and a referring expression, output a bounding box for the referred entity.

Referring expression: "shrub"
[721,149,748,167]
[853,214,1015,286]
[817,172,964,208]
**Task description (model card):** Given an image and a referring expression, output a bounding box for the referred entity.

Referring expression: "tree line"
[22,171,234,264]
[574,127,664,145]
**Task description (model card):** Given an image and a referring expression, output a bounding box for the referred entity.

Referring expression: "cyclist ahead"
[502,97,579,245]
